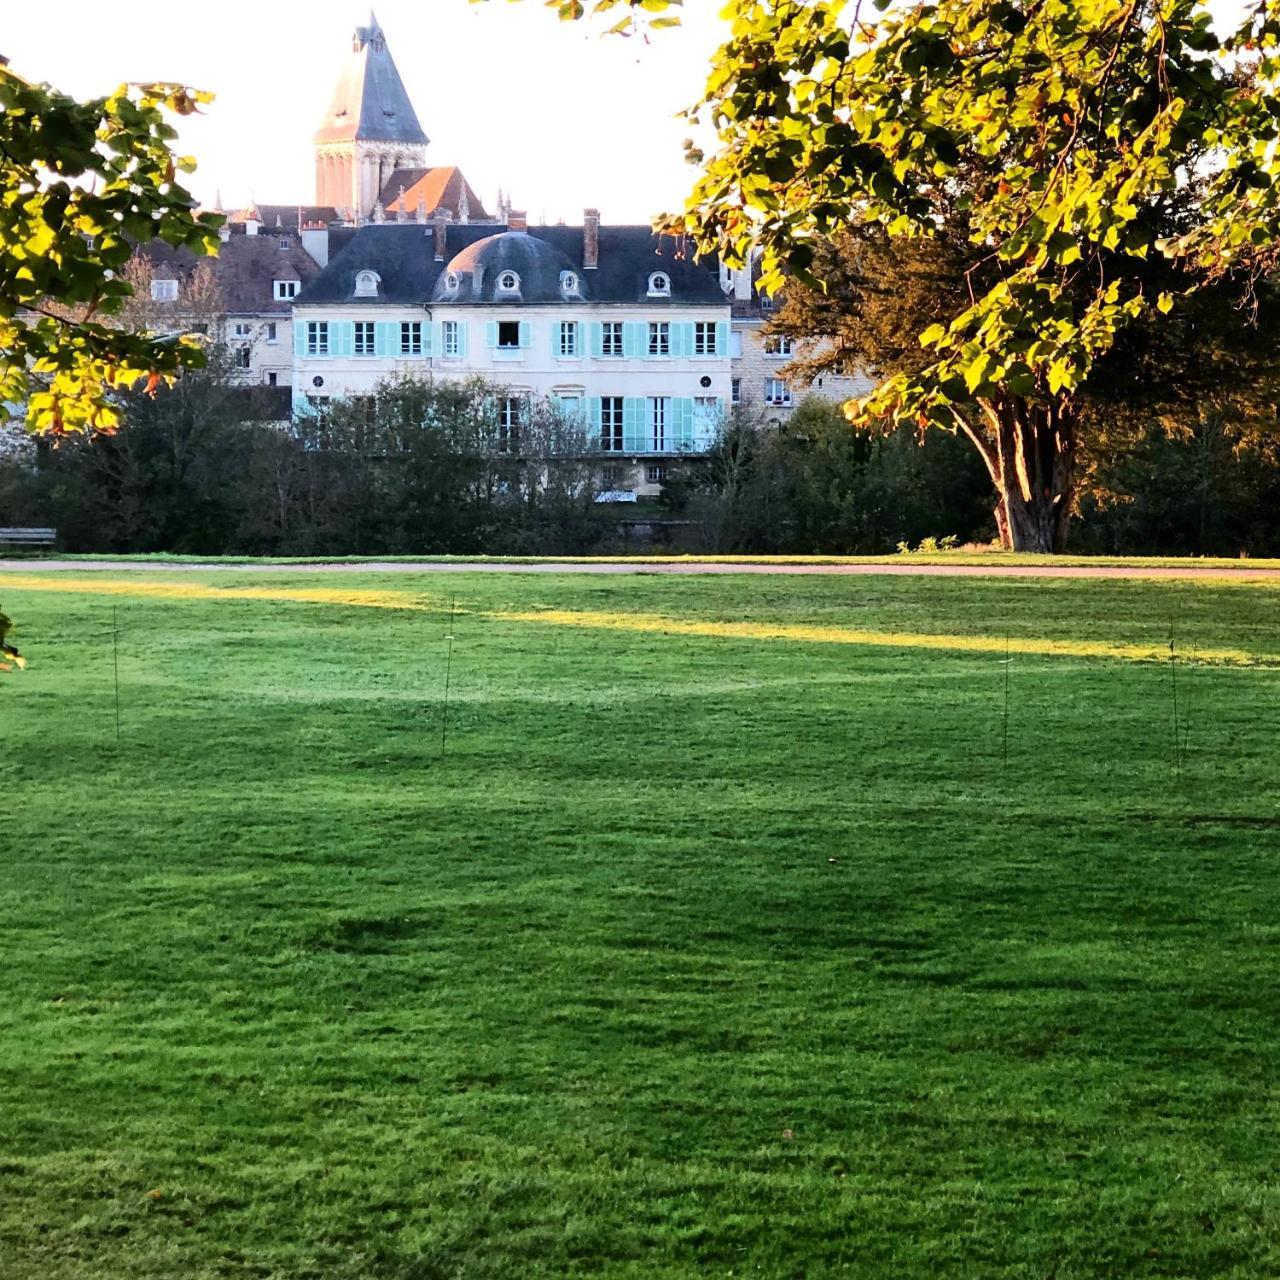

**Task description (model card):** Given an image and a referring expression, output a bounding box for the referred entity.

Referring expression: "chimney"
[508,209,527,232]
[301,222,330,268]
[583,208,600,270]
[244,214,260,237]
[433,211,452,262]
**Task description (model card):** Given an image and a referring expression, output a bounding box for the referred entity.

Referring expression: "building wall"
[222,314,295,389]
[731,317,874,422]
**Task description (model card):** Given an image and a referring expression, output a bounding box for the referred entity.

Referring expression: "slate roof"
[314,14,428,147]
[377,167,491,223]
[232,204,342,232]
[295,224,727,307]
[135,232,323,315]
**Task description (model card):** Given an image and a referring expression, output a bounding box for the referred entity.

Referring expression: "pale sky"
[3,0,729,225]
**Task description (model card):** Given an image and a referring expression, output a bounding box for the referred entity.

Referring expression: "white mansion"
[128,14,867,492]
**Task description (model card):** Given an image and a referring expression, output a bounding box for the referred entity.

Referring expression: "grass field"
[2,567,1280,1278]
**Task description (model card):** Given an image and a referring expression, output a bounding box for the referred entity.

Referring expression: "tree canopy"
[490,0,1280,549]
[0,64,223,435]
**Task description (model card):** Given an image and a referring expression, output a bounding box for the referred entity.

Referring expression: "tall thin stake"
[440,595,457,756]
[112,603,121,744]
[1169,618,1181,785]
[1002,629,1011,776]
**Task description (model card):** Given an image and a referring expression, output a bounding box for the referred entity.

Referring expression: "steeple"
[314,15,430,218]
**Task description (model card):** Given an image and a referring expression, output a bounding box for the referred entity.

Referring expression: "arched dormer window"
[444,271,460,293]
[648,271,671,297]
[497,270,520,293]
[561,270,580,298]
[354,270,381,298]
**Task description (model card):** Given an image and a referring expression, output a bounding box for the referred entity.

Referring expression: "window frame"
[764,334,795,358]
[693,322,717,357]
[497,396,523,452]
[399,320,423,357]
[150,278,179,302]
[354,320,376,357]
[601,322,624,358]
[649,396,669,451]
[305,321,330,357]
[557,321,579,358]
[647,322,671,358]
[764,377,793,407]
[600,396,624,452]
[497,320,521,350]
[274,279,300,301]
[441,319,461,358]
[647,272,671,297]
[646,463,668,484]
[497,270,520,293]
[234,345,251,370]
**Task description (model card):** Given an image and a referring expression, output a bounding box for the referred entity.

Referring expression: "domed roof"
[433,231,589,303]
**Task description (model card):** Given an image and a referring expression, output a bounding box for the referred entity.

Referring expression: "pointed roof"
[378,167,493,223]
[315,14,429,147]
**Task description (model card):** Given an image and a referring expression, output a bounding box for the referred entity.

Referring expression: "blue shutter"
[293,321,308,358]
[674,398,695,451]
[551,322,562,360]
[519,320,532,349]
[333,321,354,358]
[694,397,722,449]
[456,321,469,359]
[590,322,603,358]
[673,324,691,359]
[586,397,602,446]
[486,321,499,349]
[715,321,729,357]
[375,322,397,357]
[425,322,439,358]
[623,322,645,359]
[623,398,645,452]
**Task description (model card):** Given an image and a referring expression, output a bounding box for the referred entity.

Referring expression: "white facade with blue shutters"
[292,223,734,491]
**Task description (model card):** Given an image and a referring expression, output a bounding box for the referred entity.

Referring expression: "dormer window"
[497,270,520,293]
[444,271,460,293]
[150,278,178,302]
[648,272,671,297]
[561,271,580,298]
[354,270,380,298]
[273,279,299,301]
[278,238,290,250]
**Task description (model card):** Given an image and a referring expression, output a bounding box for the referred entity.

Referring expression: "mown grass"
[2,568,1279,1278]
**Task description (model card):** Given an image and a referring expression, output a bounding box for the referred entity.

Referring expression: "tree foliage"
[0,63,223,435]
[489,0,1280,550]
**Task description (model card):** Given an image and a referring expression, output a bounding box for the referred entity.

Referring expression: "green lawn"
[2,567,1279,1278]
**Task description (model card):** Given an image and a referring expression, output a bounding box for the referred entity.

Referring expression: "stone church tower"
[314,13,430,220]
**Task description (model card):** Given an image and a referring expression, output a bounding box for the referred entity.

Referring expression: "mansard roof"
[295,223,727,307]
[377,167,491,223]
[315,14,428,147]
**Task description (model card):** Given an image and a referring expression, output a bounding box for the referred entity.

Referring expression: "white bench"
[0,527,56,548]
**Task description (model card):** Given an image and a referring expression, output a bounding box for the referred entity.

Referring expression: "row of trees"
[7,364,1280,557]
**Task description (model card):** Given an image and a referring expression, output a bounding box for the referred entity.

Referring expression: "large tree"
[494,0,1280,551]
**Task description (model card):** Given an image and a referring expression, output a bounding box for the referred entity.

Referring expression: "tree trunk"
[982,393,1076,553]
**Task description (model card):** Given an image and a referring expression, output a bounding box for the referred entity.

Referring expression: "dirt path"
[4,558,1280,581]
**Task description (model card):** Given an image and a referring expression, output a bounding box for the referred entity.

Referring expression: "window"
[354,270,380,298]
[764,378,792,407]
[497,320,520,349]
[649,397,669,451]
[498,270,520,292]
[233,322,252,339]
[764,334,795,357]
[601,322,623,357]
[600,397,624,452]
[354,321,376,356]
[648,272,671,297]
[557,394,582,421]
[150,278,178,302]
[279,238,290,250]
[274,280,300,301]
[266,322,278,344]
[444,272,460,293]
[646,464,668,484]
[264,371,278,387]
[561,271,580,296]
[442,320,461,358]
[557,321,579,358]
[730,330,744,358]
[647,322,670,357]
[399,321,423,356]
[235,346,251,370]
[731,377,742,405]
[306,321,329,356]
[694,322,718,356]
[602,464,621,486]
[498,397,522,452]
[759,292,775,310]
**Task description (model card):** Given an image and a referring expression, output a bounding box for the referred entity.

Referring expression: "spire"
[315,15,429,147]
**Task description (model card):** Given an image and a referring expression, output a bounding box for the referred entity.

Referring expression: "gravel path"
[4,559,1280,580]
